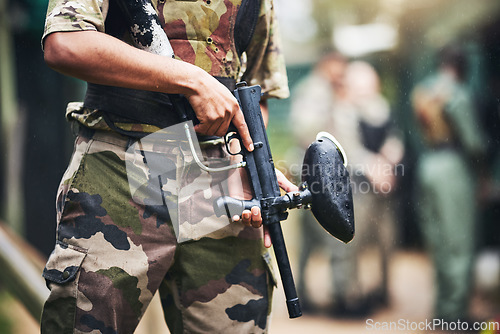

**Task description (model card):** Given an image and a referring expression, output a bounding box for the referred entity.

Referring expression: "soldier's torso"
[154,0,242,78]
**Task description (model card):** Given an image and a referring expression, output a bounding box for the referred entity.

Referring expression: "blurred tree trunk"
[0,222,48,321]
[0,0,24,235]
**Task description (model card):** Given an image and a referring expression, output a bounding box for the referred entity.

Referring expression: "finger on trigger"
[232,112,254,151]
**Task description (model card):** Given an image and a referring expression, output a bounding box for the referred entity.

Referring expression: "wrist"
[162,61,207,96]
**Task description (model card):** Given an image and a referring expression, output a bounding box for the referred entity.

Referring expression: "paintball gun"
[115,0,355,319]
[212,82,355,318]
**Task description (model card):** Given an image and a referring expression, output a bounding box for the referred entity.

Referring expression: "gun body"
[215,83,355,319]
[233,84,302,318]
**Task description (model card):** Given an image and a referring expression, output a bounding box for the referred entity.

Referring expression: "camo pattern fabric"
[42,0,288,98]
[41,129,275,334]
[43,0,288,135]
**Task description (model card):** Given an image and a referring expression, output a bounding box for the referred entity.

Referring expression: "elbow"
[43,33,75,72]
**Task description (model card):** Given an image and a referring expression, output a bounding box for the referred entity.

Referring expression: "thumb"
[275,169,298,193]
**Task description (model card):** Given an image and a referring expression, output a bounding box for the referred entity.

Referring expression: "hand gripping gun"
[114,0,355,319]
[213,83,355,318]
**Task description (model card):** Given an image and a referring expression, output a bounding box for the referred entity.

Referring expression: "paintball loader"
[114,0,356,319]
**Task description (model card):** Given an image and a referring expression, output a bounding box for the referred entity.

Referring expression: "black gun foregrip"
[235,83,302,318]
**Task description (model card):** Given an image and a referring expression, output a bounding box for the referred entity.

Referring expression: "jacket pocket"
[43,241,87,286]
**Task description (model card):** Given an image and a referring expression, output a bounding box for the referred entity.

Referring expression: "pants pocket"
[43,241,87,285]
[41,241,87,334]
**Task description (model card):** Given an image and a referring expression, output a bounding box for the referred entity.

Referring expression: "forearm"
[44,30,257,144]
[43,30,205,96]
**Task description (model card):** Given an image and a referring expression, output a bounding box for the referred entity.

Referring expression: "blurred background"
[1,0,500,333]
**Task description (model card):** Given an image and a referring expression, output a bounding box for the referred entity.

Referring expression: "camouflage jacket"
[43,0,289,133]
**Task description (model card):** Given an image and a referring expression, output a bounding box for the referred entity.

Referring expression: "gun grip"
[213,196,260,218]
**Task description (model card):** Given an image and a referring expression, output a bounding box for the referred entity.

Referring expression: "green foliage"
[0,290,13,334]
[267,63,312,163]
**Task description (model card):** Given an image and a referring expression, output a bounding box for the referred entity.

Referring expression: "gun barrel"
[267,222,302,318]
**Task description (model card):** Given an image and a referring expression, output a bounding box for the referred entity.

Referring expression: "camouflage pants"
[40,129,275,334]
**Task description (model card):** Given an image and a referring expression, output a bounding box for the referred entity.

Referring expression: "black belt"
[83,77,237,139]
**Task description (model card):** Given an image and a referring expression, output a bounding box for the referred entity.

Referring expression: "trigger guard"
[225,132,242,156]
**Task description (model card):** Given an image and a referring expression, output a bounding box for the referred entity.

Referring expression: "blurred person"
[290,55,403,316]
[289,52,349,314]
[411,44,486,323]
[341,60,404,310]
